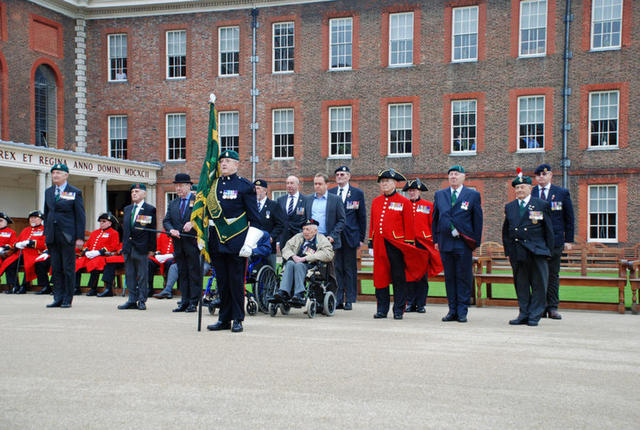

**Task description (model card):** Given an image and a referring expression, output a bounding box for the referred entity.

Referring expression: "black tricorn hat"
[377,168,406,182]
[173,173,193,184]
[302,219,319,227]
[0,212,12,224]
[402,178,428,192]
[98,212,119,226]
[28,210,44,219]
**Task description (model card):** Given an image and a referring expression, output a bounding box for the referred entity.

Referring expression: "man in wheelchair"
[271,219,334,306]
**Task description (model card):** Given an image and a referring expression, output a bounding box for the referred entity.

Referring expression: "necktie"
[519,200,526,216]
[287,196,294,216]
[131,204,137,227]
[258,200,264,212]
[451,189,458,207]
[543,188,548,200]
[338,188,343,201]
[55,187,60,201]
[180,199,187,218]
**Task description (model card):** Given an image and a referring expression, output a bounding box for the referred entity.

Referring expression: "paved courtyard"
[1,294,638,429]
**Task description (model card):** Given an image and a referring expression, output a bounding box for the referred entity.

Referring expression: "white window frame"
[328,106,352,159]
[519,0,547,57]
[451,99,477,155]
[388,103,412,157]
[218,26,240,76]
[107,33,128,82]
[588,90,619,149]
[166,30,187,79]
[108,115,128,159]
[165,192,178,215]
[218,111,239,153]
[591,0,623,51]
[166,113,186,161]
[272,190,287,201]
[329,17,353,70]
[272,22,295,74]
[517,95,545,152]
[272,108,294,160]
[452,6,479,63]
[389,12,414,67]
[587,184,618,243]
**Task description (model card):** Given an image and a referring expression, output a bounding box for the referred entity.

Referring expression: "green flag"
[190,95,220,263]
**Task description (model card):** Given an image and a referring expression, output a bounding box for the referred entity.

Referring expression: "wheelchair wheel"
[322,291,336,316]
[280,302,290,315]
[255,265,278,313]
[268,302,278,317]
[208,302,217,315]
[246,298,258,316]
[306,299,317,319]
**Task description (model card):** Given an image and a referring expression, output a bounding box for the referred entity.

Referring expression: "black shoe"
[15,285,27,294]
[373,312,387,319]
[548,310,562,320]
[527,320,539,326]
[173,305,187,312]
[185,305,197,313]
[4,286,15,294]
[405,305,415,313]
[273,290,289,302]
[207,321,231,331]
[35,286,52,295]
[416,307,426,313]
[509,316,529,325]
[344,302,352,311]
[290,295,305,306]
[61,303,72,308]
[442,313,458,322]
[137,301,146,310]
[457,316,468,323]
[86,289,97,296]
[117,301,138,310]
[73,287,82,296]
[97,288,113,297]
[46,301,62,308]
[336,303,344,310]
[153,291,172,299]
[393,314,403,320]
[231,320,243,333]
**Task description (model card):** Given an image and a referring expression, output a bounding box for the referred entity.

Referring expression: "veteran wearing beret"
[531,163,575,320]
[254,178,287,269]
[43,163,86,308]
[118,183,157,311]
[432,165,483,323]
[502,170,554,326]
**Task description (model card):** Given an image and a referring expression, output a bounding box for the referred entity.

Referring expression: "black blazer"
[328,185,367,248]
[277,193,308,246]
[123,201,157,254]
[258,198,287,253]
[43,183,86,245]
[163,193,197,249]
[502,197,554,263]
[531,184,575,248]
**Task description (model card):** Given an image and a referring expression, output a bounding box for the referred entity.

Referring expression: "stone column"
[74,18,87,152]
[36,170,46,212]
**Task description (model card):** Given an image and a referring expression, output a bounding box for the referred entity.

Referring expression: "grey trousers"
[124,248,148,303]
[279,259,308,297]
[159,263,179,294]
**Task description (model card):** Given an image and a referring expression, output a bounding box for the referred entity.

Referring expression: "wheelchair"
[268,261,337,319]
[203,256,279,316]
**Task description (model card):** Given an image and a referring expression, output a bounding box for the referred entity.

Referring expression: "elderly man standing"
[329,166,366,311]
[254,179,287,269]
[43,163,85,308]
[118,183,156,311]
[277,175,308,248]
[272,219,334,305]
[502,171,554,326]
[432,165,483,323]
[164,173,201,313]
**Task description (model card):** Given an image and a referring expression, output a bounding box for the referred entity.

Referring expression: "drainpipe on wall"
[561,0,573,189]
[250,8,260,182]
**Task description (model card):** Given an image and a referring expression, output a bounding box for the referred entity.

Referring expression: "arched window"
[34,65,57,147]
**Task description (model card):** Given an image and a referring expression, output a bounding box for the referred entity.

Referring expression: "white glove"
[368,248,374,257]
[156,253,173,264]
[451,228,460,237]
[239,245,252,258]
[35,253,50,262]
[15,240,28,249]
[85,250,101,259]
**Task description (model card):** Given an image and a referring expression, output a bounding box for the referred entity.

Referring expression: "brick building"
[0,0,637,245]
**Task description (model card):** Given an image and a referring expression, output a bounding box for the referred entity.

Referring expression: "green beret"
[448,165,465,174]
[220,150,239,161]
[51,163,69,173]
[512,176,532,187]
[130,183,147,191]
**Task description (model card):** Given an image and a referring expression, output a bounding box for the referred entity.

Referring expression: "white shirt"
[287,192,300,210]
[337,185,349,202]
[132,200,145,221]
[450,185,464,196]
[257,197,267,212]
[538,184,551,200]
[518,195,531,207]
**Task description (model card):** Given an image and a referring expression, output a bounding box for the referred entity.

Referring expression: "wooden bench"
[474,256,628,314]
[625,260,640,314]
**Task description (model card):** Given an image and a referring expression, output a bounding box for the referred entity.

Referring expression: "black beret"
[302,219,319,227]
[534,164,552,175]
[334,166,351,174]
[253,179,268,188]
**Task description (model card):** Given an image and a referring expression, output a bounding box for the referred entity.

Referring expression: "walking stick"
[197,254,204,332]
[134,226,197,238]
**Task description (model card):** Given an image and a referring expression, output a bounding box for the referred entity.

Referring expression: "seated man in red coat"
[0,212,18,292]
[402,179,443,313]
[75,212,120,296]
[3,210,50,294]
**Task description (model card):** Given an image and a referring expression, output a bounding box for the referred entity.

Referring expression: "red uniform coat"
[105,244,124,264]
[368,192,429,289]
[2,225,46,282]
[409,198,443,278]
[0,227,18,276]
[149,234,174,275]
[76,227,120,272]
